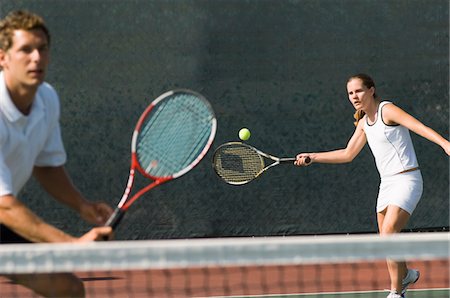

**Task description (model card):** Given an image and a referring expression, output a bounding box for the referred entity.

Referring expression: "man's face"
[0,29,50,88]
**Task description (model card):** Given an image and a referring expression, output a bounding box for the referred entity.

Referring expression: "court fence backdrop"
[0,0,448,239]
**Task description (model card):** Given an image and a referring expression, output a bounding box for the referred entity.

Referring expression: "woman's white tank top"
[363,101,419,178]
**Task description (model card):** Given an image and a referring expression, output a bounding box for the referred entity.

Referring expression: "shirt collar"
[0,71,44,123]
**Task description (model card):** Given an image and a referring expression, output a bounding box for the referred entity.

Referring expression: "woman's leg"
[377,205,411,293]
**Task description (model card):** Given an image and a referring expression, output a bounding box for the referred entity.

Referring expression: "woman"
[294,73,450,298]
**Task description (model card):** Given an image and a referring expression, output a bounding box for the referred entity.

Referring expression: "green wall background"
[1,0,448,239]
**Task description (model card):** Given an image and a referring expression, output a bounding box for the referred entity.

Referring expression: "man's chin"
[26,77,45,87]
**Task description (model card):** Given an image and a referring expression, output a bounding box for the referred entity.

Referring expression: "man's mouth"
[28,69,44,77]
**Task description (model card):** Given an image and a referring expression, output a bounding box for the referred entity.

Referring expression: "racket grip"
[305,156,311,164]
[105,207,125,230]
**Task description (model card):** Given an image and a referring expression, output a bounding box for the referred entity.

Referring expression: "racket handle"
[281,157,311,164]
[105,207,125,230]
[280,157,297,162]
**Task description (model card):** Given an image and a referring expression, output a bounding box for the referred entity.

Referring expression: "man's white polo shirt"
[0,71,66,197]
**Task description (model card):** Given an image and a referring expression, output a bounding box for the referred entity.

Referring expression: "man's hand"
[79,201,113,226]
[75,226,113,242]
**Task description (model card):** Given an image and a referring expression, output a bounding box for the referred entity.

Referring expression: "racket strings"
[139,105,195,174]
[137,93,214,177]
[213,144,264,184]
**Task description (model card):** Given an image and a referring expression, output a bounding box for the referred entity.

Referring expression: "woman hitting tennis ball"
[294,73,450,298]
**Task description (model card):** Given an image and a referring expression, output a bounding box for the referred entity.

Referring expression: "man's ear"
[0,49,8,70]
[0,49,7,70]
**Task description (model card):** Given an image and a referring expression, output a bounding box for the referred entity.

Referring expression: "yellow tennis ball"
[239,128,251,141]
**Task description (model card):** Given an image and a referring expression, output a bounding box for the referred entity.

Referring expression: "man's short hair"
[0,10,50,51]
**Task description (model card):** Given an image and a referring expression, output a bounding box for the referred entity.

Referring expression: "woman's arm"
[382,103,450,155]
[295,119,367,165]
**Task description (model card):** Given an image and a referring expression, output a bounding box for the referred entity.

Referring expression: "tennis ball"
[239,128,251,141]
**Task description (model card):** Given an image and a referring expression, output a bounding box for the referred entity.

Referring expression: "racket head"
[212,142,264,185]
[132,89,217,180]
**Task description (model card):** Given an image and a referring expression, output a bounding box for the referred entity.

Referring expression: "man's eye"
[20,47,33,53]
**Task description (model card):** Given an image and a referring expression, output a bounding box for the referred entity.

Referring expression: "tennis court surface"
[0,232,448,297]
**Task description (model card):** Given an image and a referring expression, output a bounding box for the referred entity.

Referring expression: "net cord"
[0,232,448,274]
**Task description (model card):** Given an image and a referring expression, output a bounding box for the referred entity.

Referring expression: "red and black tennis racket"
[105,89,217,229]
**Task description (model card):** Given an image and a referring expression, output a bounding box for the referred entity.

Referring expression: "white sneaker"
[402,269,420,294]
[387,291,404,298]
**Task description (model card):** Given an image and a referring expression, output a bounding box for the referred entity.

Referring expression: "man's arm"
[0,194,75,242]
[0,195,113,242]
[33,166,112,225]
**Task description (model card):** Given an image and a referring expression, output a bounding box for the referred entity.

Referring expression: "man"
[0,10,113,297]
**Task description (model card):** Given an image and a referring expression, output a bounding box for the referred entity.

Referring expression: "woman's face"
[346,78,375,111]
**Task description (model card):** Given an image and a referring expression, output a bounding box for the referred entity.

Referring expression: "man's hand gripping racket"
[212,142,310,185]
[105,89,217,229]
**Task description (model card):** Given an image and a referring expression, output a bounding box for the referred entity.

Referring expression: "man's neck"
[4,78,37,115]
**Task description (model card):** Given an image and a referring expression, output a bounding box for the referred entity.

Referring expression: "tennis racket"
[105,89,217,229]
[212,142,309,185]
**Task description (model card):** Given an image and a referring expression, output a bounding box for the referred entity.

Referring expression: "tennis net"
[0,232,448,297]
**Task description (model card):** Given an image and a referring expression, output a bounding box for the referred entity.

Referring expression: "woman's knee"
[379,205,410,235]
